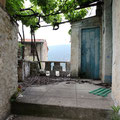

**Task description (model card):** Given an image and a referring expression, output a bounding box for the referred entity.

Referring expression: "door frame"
[70,16,102,78]
[80,27,100,79]
[77,17,102,79]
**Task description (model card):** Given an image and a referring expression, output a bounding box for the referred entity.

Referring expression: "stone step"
[11,101,112,120]
[6,115,71,120]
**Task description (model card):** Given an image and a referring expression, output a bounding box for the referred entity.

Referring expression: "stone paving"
[17,80,113,110]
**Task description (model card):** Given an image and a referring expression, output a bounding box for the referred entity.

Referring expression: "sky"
[19,1,96,46]
[19,22,71,46]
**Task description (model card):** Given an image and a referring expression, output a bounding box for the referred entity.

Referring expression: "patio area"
[17,80,113,109]
[11,78,113,120]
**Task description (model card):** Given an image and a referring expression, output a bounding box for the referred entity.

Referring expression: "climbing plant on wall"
[6,0,101,31]
[6,0,101,61]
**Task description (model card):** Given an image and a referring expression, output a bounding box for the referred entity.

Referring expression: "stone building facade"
[70,16,102,79]
[70,0,112,84]
[18,39,48,81]
[70,0,120,106]
[23,39,48,63]
[0,6,18,120]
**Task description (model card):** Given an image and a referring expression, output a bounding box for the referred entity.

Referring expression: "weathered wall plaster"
[101,0,112,83]
[112,0,120,106]
[24,41,48,70]
[70,25,80,77]
[18,60,30,82]
[24,42,48,62]
[0,7,18,119]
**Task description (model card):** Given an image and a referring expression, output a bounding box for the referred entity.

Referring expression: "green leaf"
[6,0,91,31]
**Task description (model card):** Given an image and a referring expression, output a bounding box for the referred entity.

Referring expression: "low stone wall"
[112,0,120,106]
[30,62,39,76]
[18,60,30,81]
[0,7,18,119]
[44,61,70,77]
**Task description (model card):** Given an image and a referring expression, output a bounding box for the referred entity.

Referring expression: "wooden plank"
[86,29,91,78]
[90,29,95,79]
[94,28,100,79]
[81,29,87,76]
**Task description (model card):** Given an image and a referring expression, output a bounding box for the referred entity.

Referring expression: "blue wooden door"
[81,27,100,79]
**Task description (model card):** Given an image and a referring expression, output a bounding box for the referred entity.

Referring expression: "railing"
[18,59,70,81]
[40,61,70,77]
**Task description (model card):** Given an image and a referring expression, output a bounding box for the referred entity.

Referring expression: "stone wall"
[24,41,48,70]
[18,60,30,82]
[24,42,48,62]
[101,0,112,83]
[0,7,18,120]
[40,41,48,70]
[112,0,120,106]
[70,22,80,77]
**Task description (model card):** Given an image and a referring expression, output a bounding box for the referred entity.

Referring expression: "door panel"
[81,27,100,79]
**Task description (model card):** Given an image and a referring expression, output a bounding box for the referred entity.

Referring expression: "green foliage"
[112,106,120,113]
[68,29,71,35]
[64,8,88,22]
[6,0,91,29]
[6,0,24,16]
[111,106,120,120]
[18,43,24,48]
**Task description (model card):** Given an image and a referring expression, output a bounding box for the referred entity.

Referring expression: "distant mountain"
[48,44,71,61]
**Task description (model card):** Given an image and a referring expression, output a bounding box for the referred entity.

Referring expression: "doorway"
[81,27,100,79]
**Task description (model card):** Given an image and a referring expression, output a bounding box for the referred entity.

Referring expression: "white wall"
[101,0,112,83]
[112,0,120,106]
